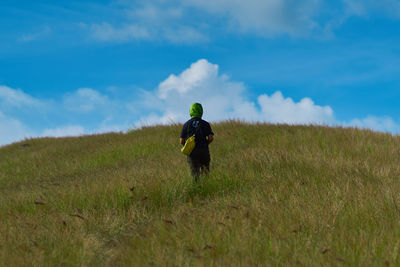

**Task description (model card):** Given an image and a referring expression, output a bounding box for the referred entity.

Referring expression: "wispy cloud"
[185,0,400,38]
[87,1,208,43]
[81,0,400,43]
[88,0,318,43]
[186,0,321,37]
[0,85,126,146]
[90,22,151,42]
[347,116,400,133]
[0,85,44,108]
[0,111,32,145]
[18,26,51,42]
[63,88,111,113]
[343,0,400,18]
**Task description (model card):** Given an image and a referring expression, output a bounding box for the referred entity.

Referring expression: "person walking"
[180,103,214,181]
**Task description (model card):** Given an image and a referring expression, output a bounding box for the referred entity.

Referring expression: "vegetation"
[1,121,400,266]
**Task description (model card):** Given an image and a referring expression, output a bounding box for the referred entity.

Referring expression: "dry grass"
[1,121,400,266]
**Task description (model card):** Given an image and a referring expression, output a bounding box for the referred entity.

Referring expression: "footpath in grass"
[1,122,400,266]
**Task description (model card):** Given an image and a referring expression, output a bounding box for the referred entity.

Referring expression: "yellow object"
[181,135,196,155]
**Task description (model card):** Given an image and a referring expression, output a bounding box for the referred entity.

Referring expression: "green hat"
[190,103,203,118]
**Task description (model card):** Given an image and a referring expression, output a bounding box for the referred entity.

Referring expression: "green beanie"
[190,103,203,118]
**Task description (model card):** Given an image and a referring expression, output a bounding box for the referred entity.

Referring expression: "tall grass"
[1,121,400,265]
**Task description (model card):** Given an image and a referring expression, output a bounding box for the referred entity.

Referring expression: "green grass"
[1,121,400,266]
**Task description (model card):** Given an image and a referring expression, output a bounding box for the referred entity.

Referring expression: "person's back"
[180,103,214,180]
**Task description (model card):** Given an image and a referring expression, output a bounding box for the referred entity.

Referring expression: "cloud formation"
[0,111,32,145]
[343,0,400,18]
[63,88,110,113]
[88,1,208,43]
[348,116,400,133]
[257,92,334,124]
[0,109,87,146]
[0,85,43,108]
[90,22,151,42]
[186,0,320,37]
[86,0,322,43]
[84,0,400,43]
[138,59,400,133]
[139,59,335,125]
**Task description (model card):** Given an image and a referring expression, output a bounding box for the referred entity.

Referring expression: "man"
[180,103,214,181]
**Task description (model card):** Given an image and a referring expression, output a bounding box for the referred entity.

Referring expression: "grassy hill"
[1,121,400,266]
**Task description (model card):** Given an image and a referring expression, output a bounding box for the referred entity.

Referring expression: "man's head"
[190,103,203,118]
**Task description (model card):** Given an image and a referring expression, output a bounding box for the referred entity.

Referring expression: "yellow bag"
[181,135,196,155]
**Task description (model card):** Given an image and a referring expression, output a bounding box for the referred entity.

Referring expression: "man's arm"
[205,122,214,144]
[180,122,187,145]
[207,134,214,144]
[180,138,185,145]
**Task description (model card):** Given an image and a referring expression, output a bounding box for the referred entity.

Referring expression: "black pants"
[187,147,210,181]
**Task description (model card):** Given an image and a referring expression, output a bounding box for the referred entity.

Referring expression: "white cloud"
[41,125,85,137]
[64,88,110,112]
[136,59,400,136]
[93,116,131,133]
[87,1,208,43]
[0,112,32,146]
[0,85,43,108]
[88,0,208,43]
[129,4,183,21]
[83,0,400,43]
[137,59,336,126]
[137,59,400,135]
[0,86,127,145]
[90,22,151,42]
[158,59,220,99]
[186,0,400,38]
[90,21,207,43]
[347,116,400,133]
[138,59,400,136]
[257,91,334,124]
[163,26,208,44]
[186,0,320,37]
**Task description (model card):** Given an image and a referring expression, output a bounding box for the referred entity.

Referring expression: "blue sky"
[1,0,400,146]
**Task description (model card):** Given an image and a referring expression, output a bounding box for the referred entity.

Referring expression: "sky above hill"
[1,0,400,146]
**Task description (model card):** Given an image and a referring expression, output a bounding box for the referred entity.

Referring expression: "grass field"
[1,121,400,266]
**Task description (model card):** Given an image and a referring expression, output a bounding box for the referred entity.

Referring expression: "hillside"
[1,121,400,266]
